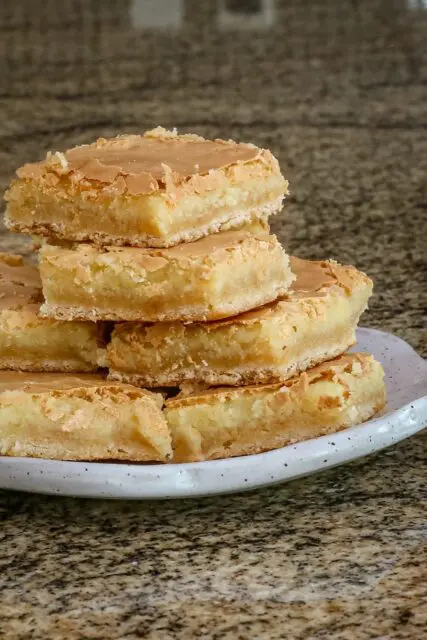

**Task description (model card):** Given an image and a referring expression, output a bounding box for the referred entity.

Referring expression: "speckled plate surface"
[0,328,426,499]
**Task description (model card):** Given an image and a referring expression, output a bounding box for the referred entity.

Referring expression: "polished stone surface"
[0,1,426,638]
[1,438,427,639]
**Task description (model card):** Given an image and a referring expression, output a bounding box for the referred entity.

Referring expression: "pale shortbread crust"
[0,355,103,374]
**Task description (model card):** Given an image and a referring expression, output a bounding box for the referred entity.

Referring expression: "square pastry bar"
[0,253,103,372]
[165,353,386,462]
[0,355,385,464]
[38,230,294,322]
[0,372,171,462]
[5,127,288,248]
[107,257,372,387]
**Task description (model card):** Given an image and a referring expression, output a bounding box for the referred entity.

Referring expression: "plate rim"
[1,328,426,499]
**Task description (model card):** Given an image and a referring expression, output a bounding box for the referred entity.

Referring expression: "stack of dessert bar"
[0,127,386,463]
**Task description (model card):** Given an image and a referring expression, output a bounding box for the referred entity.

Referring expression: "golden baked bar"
[0,372,171,462]
[0,253,102,372]
[5,127,288,248]
[39,231,294,322]
[107,257,373,387]
[165,353,386,462]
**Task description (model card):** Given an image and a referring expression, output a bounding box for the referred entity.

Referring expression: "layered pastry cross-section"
[5,127,288,248]
[38,230,294,322]
[165,353,386,462]
[0,372,171,462]
[107,257,373,387]
[0,253,102,372]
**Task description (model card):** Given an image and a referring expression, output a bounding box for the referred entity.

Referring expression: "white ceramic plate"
[0,328,426,499]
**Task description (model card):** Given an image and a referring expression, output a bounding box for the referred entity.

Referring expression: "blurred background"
[0,0,425,352]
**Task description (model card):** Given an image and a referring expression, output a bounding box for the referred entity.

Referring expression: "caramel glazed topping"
[288,256,362,297]
[0,369,158,395]
[14,127,276,197]
[0,371,107,394]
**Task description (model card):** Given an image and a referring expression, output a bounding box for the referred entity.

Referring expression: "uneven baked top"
[0,370,161,396]
[40,230,279,271]
[0,371,103,393]
[166,353,375,407]
[290,257,339,293]
[0,253,42,311]
[13,127,277,197]
[289,257,366,297]
[159,229,276,259]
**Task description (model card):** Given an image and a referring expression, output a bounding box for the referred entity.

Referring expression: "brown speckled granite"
[1,438,427,639]
[0,1,426,638]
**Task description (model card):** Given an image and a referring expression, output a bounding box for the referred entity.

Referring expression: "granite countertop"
[0,1,426,638]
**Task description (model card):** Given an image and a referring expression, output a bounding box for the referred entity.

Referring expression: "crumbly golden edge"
[0,357,98,373]
[164,354,387,462]
[107,334,356,388]
[5,194,284,248]
[0,385,172,462]
[39,280,293,323]
[37,228,279,263]
[165,353,378,406]
[30,218,270,252]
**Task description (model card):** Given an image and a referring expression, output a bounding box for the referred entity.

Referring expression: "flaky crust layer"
[0,357,99,373]
[108,337,356,387]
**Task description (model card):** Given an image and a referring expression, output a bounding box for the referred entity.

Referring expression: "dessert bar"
[107,257,372,387]
[5,127,287,248]
[165,353,386,462]
[0,253,102,372]
[0,371,171,461]
[38,230,294,322]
